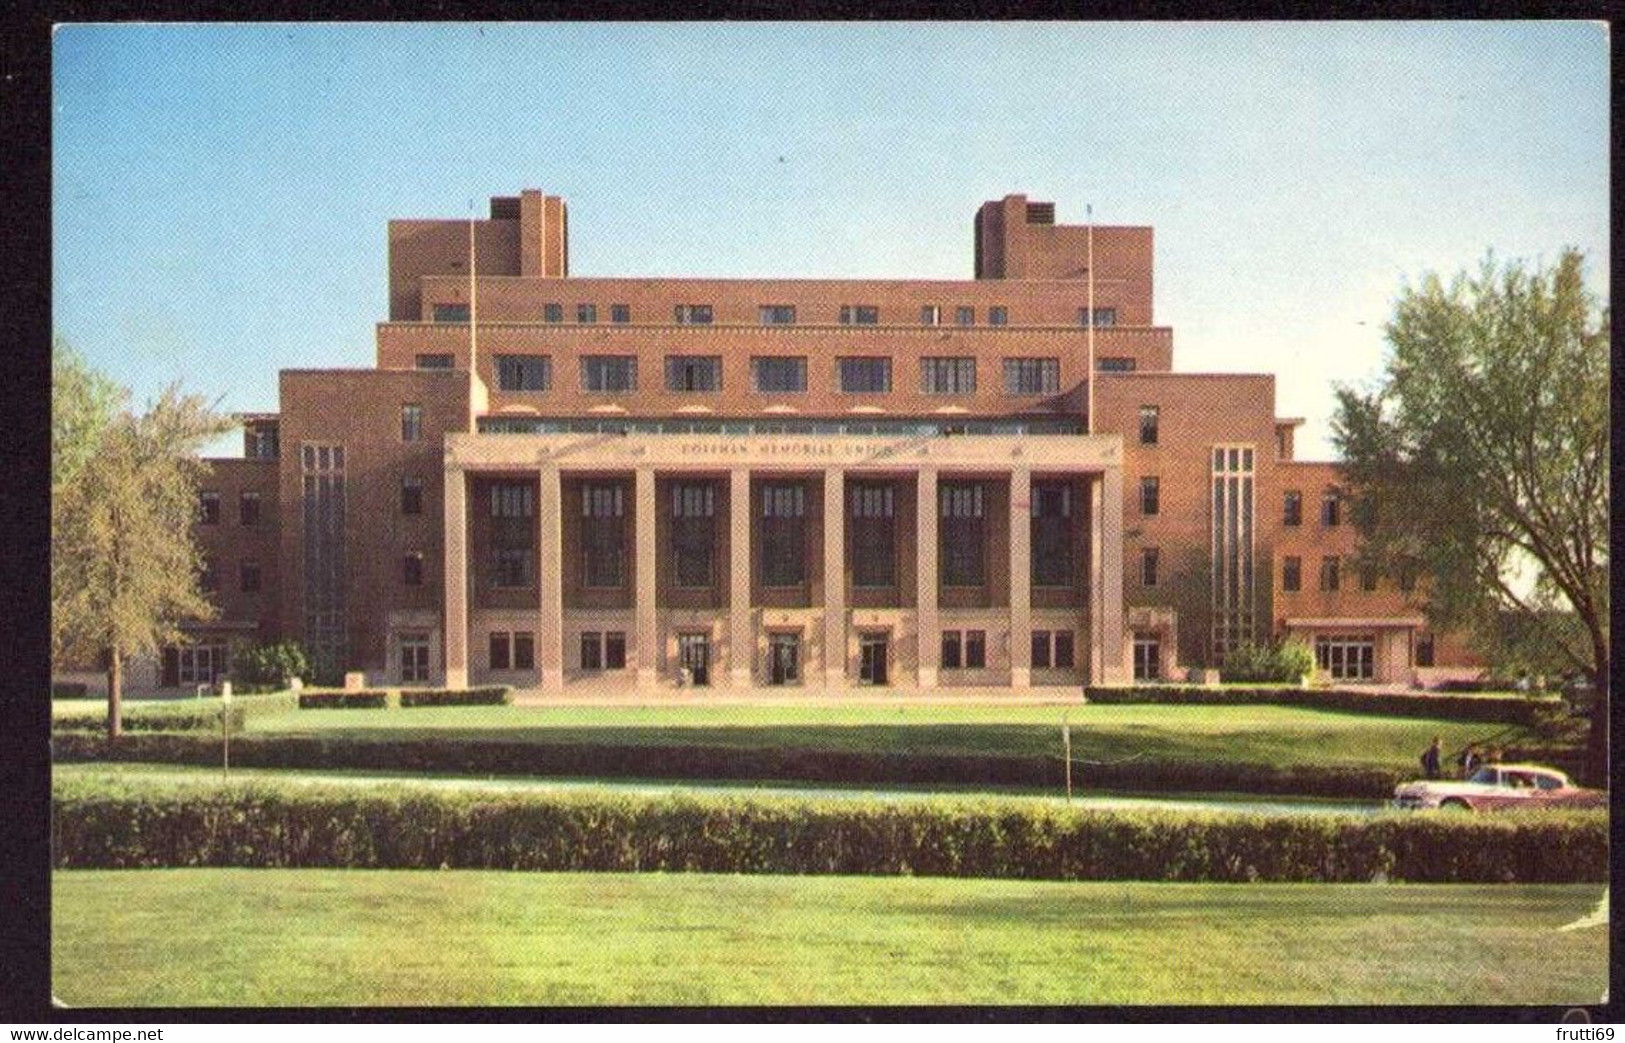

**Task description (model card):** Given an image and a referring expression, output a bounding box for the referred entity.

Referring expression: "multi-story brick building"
[71,188,1483,693]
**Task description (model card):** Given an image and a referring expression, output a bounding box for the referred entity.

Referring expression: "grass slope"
[53,870,1607,1006]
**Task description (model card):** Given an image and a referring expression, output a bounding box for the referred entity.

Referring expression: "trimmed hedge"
[399,686,513,708]
[52,683,91,700]
[50,776,1607,883]
[51,731,1406,798]
[1085,685,1557,726]
[298,690,394,710]
[51,691,300,734]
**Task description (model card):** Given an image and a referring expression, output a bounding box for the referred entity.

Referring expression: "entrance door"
[1133,635,1161,681]
[678,633,710,686]
[768,633,800,686]
[400,632,430,683]
[859,633,889,686]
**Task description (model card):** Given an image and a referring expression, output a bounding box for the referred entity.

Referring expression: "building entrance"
[859,633,889,686]
[1314,635,1375,681]
[678,633,710,686]
[1132,634,1161,681]
[768,633,800,685]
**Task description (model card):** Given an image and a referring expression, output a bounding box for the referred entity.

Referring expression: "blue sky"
[53,22,1609,458]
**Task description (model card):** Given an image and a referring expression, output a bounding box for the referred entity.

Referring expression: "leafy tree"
[52,353,234,739]
[1332,249,1608,784]
[232,640,310,692]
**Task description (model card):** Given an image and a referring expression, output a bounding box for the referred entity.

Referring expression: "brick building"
[70,189,1483,693]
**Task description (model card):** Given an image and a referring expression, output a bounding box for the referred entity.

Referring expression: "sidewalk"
[510,686,1096,708]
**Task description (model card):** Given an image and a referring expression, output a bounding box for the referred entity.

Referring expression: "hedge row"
[298,690,393,710]
[50,778,1607,882]
[51,731,1406,798]
[52,692,300,734]
[398,686,513,708]
[1084,685,1557,725]
[52,683,91,700]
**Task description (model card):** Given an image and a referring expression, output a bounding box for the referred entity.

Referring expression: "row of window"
[198,491,262,526]
[432,302,1121,329]
[1281,556,1417,593]
[198,559,263,595]
[1283,489,1350,527]
[480,354,1071,396]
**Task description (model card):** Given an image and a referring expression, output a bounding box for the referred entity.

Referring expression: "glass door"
[859,633,889,686]
[1132,635,1161,681]
[678,633,710,686]
[768,633,800,686]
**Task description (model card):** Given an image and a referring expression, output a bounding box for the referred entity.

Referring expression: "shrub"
[52,683,91,700]
[50,691,299,735]
[50,731,1405,798]
[1084,685,1554,725]
[1220,639,1315,684]
[49,774,1606,883]
[232,641,310,690]
[297,690,394,710]
[399,686,513,708]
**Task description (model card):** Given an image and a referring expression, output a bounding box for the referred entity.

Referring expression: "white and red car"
[1393,763,1605,812]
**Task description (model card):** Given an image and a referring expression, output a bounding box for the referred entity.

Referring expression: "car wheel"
[1440,798,1472,813]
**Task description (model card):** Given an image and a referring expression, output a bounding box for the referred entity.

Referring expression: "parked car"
[1392,763,1605,812]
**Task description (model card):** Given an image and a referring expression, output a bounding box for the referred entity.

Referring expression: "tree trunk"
[106,646,122,741]
[1584,656,1608,789]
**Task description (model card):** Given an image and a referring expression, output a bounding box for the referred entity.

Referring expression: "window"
[582,356,637,392]
[543,303,564,323]
[838,305,879,325]
[610,304,631,324]
[1319,556,1340,592]
[838,357,892,394]
[1314,635,1375,681]
[672,482,717,588]
[491,547,535,588]
[920,305,941,326]
[1282,556,1302,592]
[605,632,626,669]
[1416,634,1435,667]
[239,492,260,527]
[1141,547,1160,587]
[403,553,423,587]
[1399,564,1417,593]
[240,561,261,594]
[922,357,976,394]
[580,632,602,670]
[941,631,961,669]
[964,630,986,669]
[1210,446,1257,659]
[416,353,454,369]
[1032,631,1051,670]
[582,482,627,588]
[514,632,535,670]
[1079,307,1117,327]
[1003,358,1060,395]
[401,478,423,515]
[1097,357,1137,372]
[1139,406,1159,445]
[199,492,220,525]
[1360,564,1378,592]
[576,303,597,324]
[674,304,713,325]
[1140,476,1160,515]
[1284,490,1302,527]
[172,642,228,686]
[490,632,511,671]
[432,303,469,323]
[491,482,535,518]
[496,355,551,392]
[760,482,807,587]
[1053,630,1075,669]
[665,355,722,392]
[939,482,986,586]
[752,356,807,393]
[1322,490,1342,527]
[849,482,896,587]
[759,304,796,325]
[955,306,975,327]
[1031,481,1074,587]
[401,404,423,442]
[245,425,279,460]
[988,306,1008,326]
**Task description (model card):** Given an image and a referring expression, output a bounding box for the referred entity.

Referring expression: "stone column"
[1090,473,1104,685]
[442,463,469,689]
[1096,467,1127,683]
[823,468,846,689]
[635,467,658,691]
[538,466,564,692]
[915,468,939,689]
[728,468,753,688]
[1008,468,1032,688]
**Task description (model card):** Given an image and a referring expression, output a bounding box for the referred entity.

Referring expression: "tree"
[1332,248,1609,784]
[52,352,234,739]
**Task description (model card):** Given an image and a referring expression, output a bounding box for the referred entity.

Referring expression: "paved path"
[509,686,1098,708]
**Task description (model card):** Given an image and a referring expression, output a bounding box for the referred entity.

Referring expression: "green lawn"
[53,870,1608,1006]
[227,702,1534,771]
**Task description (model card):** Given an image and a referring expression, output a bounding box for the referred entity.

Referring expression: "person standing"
[1457,744,1481,778]
[1421,736,1443,780]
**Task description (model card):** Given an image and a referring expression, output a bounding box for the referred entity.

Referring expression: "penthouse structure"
[112,189,1482,694]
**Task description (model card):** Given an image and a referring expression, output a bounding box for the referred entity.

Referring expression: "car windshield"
[1467,767,1501,785]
